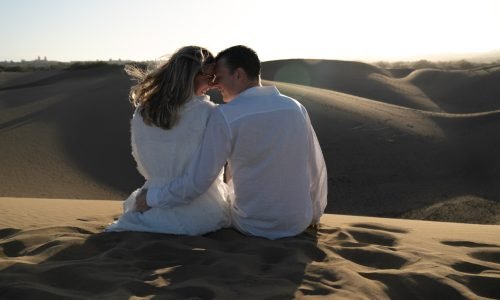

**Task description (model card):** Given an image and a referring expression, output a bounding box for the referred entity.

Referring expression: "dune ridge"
[262,59,500,113]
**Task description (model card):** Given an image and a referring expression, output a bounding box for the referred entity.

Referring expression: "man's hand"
[135,188,151,213]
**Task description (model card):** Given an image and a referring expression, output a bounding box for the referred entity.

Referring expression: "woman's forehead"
[201,63,215,74]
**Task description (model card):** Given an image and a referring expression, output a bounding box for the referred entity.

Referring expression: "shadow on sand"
[0,227,323,299]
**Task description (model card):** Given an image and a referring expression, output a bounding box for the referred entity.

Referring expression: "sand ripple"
[1,217,500,299]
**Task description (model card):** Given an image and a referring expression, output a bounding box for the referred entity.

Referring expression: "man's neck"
[241,78,261,92]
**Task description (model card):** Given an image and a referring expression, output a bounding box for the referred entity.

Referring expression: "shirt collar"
[238,85,279,98]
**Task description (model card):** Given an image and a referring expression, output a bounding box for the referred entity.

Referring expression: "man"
[136,45,327,239]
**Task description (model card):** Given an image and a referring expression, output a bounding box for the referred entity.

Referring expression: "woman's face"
[194,63,215,96]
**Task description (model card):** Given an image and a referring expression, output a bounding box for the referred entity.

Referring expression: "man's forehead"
[215,60,229,72]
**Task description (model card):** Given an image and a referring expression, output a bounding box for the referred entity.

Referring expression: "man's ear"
[235,67,245,80]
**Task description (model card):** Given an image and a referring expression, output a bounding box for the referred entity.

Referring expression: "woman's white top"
[106,95,231,235]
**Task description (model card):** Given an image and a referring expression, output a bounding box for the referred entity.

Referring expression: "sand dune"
[262,59,500,113]
[406,65,500,113]
[1,61,500,298]
[1,62,499,223]
[262,59,442,111]
[267,80,500,222]
[1,197,499,299]
[0,66,143,199]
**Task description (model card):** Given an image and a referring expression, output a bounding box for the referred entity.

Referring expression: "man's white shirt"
[147,86,327,239]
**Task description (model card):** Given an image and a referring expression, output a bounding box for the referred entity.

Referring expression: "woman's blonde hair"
[125,46,214,129]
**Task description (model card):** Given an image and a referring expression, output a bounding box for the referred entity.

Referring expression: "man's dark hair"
[215,45,260,80]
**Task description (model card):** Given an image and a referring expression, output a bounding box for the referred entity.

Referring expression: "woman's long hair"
[125,46,214,129]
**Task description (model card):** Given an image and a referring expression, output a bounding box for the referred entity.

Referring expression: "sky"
[1,0,500,62]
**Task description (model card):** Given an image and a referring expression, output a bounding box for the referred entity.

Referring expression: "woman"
[106,46,231,235]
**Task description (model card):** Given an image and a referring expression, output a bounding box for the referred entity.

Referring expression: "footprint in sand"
[327,223,405,249]
[441,240,500,265]
[360,272,466,299]
[0,229,24,257]
[0,240,24,257]
[327,223,413,269]
[333,247,409,269]
[441,240,500,248]
[440,239,500,299]
[450,261,493,274]
[344,228,399,247]
[469,250,500,265]
[448,273,500,299]
[0,228,21,239]
[299,265,341,296]
[350,223,409,234]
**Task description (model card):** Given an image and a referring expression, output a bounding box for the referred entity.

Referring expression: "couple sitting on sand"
[106,45,327,240]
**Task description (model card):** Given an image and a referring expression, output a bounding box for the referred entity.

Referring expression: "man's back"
[218,86,327,239]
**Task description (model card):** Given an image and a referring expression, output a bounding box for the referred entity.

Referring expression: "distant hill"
[261,59,500,113]
[0,60,139,72]
[261,59,420,109]
[405,49,500,64]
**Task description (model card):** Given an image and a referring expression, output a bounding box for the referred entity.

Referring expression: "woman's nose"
[209,78,218,87]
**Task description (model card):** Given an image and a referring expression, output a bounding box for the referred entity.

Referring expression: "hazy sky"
[1,0,500,62]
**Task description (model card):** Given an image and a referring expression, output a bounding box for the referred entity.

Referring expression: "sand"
[1,197,499,299]
[1,61,500,298]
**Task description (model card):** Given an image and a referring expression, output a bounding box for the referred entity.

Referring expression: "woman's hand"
[135,188,151,213]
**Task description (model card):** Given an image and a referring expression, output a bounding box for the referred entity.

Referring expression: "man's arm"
[303,108,328,223]
[145,108,232,208]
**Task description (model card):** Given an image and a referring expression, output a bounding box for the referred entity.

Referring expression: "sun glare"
[0,0,499,62]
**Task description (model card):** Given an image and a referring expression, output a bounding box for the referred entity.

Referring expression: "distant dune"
[267,80,500,222]
[1,61,499,223]
[262,59,442,111]
[405,65,500,113]
[262,59,500,113]
[0,66,143,199]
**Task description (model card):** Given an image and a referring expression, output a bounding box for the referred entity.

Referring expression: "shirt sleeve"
[303,108,328,223]
[146,108,232,208]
